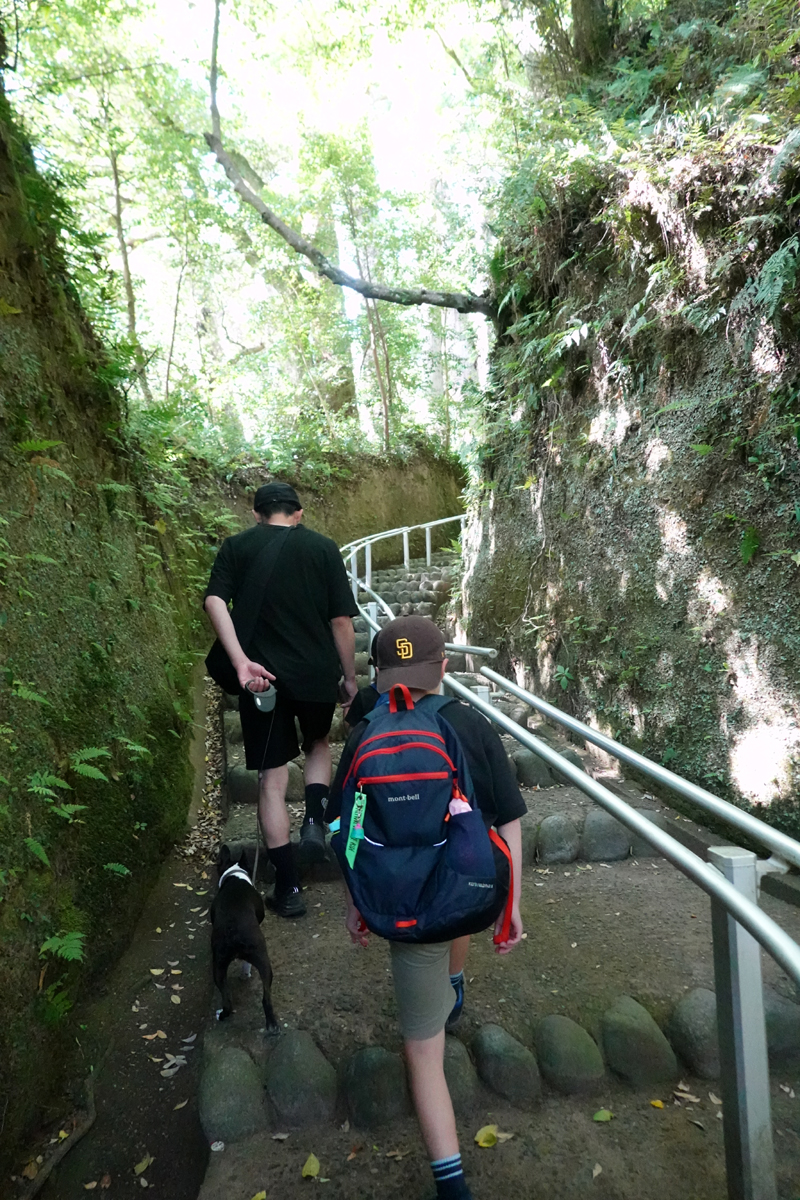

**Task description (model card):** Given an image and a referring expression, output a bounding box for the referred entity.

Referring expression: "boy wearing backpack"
[326,616,524,1200]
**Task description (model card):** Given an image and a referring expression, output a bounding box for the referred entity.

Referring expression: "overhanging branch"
[205,0,495,320]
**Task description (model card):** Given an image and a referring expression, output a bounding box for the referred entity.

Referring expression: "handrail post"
[403,529,410,570]
[365,540,372,590]
[425,525,432,567]
[349,549,358,601]
[708,846,776,1200]
[367,603,378,680]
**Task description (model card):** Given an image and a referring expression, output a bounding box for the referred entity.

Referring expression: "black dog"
[210,844,278,1034]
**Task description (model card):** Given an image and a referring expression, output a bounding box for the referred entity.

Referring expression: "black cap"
[253,481,302,513]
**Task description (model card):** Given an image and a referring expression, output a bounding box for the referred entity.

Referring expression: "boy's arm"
[495,817,523,954]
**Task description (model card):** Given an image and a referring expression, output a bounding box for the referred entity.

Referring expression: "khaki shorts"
[389,940,453,1041]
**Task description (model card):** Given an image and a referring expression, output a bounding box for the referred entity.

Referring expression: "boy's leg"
[446,935,470,1030]
[405,1030,459,1158]
[391,942,473,1199]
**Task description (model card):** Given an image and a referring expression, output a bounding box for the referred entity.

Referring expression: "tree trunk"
[571,0,611,70]
[108,147,153,402]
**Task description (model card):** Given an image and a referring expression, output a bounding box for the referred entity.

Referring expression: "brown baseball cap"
[375,616,446,694]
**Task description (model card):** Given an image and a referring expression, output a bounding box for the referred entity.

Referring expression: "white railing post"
[403,529,410,570]
[349,549,358,601]
[708,846,776,1200]
[425,525,432,567]
[365,540,373,590]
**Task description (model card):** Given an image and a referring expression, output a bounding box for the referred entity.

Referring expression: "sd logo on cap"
[375,616,446,694]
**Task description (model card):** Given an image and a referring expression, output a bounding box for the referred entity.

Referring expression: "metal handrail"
[443,675,800,986]
[479,665,800,872]
[341,512,464,557]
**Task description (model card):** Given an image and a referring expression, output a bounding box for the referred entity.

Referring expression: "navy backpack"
[331,684,513,944]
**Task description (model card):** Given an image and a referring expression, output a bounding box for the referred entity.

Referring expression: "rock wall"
[463,341,800,833]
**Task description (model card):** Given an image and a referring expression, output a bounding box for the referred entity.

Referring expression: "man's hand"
[237,660,276,692]
[340,675,359,712]
[345,902,370,947]
[494,903,523,955]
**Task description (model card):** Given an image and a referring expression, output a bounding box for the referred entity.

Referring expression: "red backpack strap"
[389,683,415,713]
[489,829,513,945]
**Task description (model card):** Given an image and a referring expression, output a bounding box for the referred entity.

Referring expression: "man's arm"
[495,817,523,955]
[331,614,358,709]
[203,595,274,693]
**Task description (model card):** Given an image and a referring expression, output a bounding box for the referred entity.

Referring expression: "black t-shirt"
[328,694,527,829]
[205,523,358,703]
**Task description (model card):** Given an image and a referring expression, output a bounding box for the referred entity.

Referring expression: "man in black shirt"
[204,482,359,917]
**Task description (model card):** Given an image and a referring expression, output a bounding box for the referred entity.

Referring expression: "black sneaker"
[296,818,327,865]
[265,887,307,919]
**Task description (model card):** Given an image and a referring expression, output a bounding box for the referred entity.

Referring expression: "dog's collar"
[218,864,253,888]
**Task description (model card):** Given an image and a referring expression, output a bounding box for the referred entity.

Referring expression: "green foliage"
[103,862,132,877]
[40,931,86,962]
[24,838,51,867]
[69,747,111,781]
[741,525,761,565]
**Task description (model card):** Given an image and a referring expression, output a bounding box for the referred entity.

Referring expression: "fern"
[11,683,50,705]
[24,837,51,867]
[69,747,111,782]
[51,803,88,822]
[28,771,72,798]
[40,931,85,962]
[116,736,151,759]
[103,862,131,876]
[16,439,63,454]
[25,553,59,565]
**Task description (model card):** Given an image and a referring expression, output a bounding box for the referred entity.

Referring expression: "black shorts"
[239,687,335,771]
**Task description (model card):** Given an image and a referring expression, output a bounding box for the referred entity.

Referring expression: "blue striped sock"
[431,1153,472,1199]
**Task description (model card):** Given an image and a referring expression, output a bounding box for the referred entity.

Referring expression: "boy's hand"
[346,903,369,947]
[494,904,523,955]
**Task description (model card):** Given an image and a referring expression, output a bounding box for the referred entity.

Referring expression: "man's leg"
[296,703,335,862]
[446,936,470,1030]
[258,765,304,916]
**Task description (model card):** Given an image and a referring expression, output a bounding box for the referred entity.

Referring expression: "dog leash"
[245,680,277,888]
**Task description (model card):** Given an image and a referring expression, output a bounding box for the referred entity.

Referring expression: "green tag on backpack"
[345,790,367,869]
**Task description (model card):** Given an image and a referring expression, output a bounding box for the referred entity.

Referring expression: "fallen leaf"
[196,890,208,895]
[182,1033,197,1043]
[709,1093,722,1106]
[496,1131,514,1143]
[171,994,181,1005]
[302,1152,320,1178]
[149,969,164,976]
[190,907,201,913]
[22,1162,38,1179]
[689,1119,705,1130]
[100,1176,111,1190]
[167,961,179,967]
[676,1080,690,1092]
[134,1153,154,1176]
[174,1100,188,1110]
[155,928,162,934]
[340,1120,350,1133]
[593,1164,603,1179]
[593,1109,613,1123]
[650,1100,664,1109]
[173,883,188,888]
[251,1193,267,1200]
[272,1133,290,1141]
[139,1179,149,1189]
[210,1141,225,1152]
[474,1124,498,1147]
[142,1034,158,1041]
[673,1090,700,1103]
[385,1149,409,1159]
[59,1129,69,1139]
[84,1183,98,1191]
[148,1055,164,1063]
[156,1030,167,1039]
[171,970,182,975]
